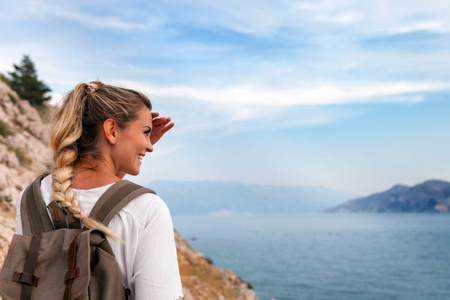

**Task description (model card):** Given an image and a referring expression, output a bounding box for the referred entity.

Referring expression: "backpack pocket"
[0,230,90,300]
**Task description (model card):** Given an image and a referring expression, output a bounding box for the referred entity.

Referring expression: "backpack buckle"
[13,271,39,287]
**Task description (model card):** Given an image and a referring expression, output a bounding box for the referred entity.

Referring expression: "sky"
[1,0,450,196]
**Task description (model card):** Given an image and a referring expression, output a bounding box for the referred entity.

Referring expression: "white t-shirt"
[15,175,183,300]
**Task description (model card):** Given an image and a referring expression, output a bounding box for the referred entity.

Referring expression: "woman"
[14,81,183,300]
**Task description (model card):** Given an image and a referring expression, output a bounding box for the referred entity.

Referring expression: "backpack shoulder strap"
[89,180,156,226]
[20,172,54,235]
[47,200,82,230]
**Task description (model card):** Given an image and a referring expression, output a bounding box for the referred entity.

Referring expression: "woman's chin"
[124,168,140,176]
[134,167,142,176]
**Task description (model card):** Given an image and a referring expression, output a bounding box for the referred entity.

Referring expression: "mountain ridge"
[323,179,450,213]
[147,179,354,215]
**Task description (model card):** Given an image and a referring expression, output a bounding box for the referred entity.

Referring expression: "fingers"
[153,121,174,137]
[149,112,174,145]
[160,122,175,134]
[153,117,171,126]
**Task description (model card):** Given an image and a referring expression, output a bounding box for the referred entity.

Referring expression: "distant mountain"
[323,180,450,213]
[146,180,353,215]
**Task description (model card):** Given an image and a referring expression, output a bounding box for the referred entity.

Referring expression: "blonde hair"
[50,81,151,239]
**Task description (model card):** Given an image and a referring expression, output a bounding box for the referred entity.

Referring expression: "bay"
[173,214,450,300]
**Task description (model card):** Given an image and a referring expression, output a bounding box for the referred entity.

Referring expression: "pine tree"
[8,55,51,107]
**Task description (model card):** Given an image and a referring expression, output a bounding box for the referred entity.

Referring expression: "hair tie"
[86,83,98,94]
[80,214,87,220]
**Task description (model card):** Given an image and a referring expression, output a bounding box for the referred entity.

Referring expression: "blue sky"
[1,0,450,196]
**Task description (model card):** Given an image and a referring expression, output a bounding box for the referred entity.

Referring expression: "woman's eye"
[144,129,151,136]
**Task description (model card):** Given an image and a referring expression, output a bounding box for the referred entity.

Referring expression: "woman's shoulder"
[119,189,171,225]
[17,174,171,227]
[16,173,53,210]
[40,174,54,204]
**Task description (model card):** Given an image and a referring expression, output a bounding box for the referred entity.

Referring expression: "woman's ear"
[103,119,118,144]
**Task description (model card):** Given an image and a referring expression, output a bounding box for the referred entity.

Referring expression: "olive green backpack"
[0,173,155,300]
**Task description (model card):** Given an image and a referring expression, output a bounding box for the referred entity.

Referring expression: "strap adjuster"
[13,271,39,287]
[64,268,80,284]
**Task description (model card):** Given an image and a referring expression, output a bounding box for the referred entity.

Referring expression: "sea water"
[172,214,450,300]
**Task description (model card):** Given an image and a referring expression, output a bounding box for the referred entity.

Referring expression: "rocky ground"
[176,230,258,300]
[0,79,258,300]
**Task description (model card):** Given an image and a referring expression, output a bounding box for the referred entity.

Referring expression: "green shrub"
[0,73,10,85]
[14,147,33,166]
[0,120,13,137]
[8,93,18,104]
[190,266,207,279]
[0,141,32,166]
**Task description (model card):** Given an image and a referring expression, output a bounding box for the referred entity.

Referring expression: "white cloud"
[123,80,450,112]
[0,56,17,74]
[6,0,450,39]
[112,79,450,135]
[49,93,63,106]
[294,2,364,25]
[8,1,158,31]
[393,21,449,34]
[60,12,146,30]
[48,6,148,30]
[169,0,450,37]
[326,10,364,24]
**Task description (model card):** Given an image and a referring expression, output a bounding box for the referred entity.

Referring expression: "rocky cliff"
[176,231,258,300]
[323,180,450,213]
[0,79,258,300]
[0,80,50,214]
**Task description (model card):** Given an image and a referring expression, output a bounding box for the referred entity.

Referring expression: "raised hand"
[150,112,175,145]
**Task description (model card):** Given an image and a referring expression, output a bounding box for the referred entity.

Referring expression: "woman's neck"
[71,160,121,190]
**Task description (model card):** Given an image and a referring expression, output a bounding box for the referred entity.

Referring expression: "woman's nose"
[146,143,153,153]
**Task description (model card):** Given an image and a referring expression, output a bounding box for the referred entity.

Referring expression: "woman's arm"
[130,197,183,300]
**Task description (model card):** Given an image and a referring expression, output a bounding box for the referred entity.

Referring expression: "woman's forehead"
[136,106,153,125]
